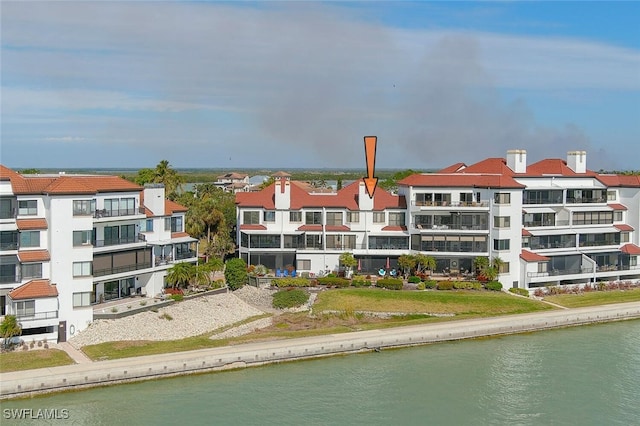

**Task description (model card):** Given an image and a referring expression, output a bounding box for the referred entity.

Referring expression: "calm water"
[2,320,639,425]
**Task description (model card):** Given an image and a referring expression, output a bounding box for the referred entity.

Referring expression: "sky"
[1,1,639,171]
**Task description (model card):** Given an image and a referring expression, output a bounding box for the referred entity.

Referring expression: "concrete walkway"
[56,342,92,364]
[2,301,640,400]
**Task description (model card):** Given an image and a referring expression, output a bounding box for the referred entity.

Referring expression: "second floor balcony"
[94,207,146,219]
[93,234,146,248]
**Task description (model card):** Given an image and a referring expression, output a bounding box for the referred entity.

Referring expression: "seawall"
[2,301,640,400]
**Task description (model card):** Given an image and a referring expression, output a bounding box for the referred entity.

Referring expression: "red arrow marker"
[363,135,378,199]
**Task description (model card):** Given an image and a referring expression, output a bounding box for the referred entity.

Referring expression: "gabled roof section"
[217,172,247,180]
[524,159,598,177]
[381,225,408,232]
[9,279,58,300]
[239,224,267,230]
[614,224,634,232]
[397,173,524,189]
[597,174,640,187]
[18,249,51,262]
[457,158,514,175]
[16,218,48,230]
[608,203,627,211]
[236,180,405,211]
[438,163,466,173]
[520,249,550,262]
[620,244,640,255]
[165,199,188,215]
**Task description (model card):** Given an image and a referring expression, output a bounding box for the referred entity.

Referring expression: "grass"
[313,288,554,317]
[544,288,640,308]
[0,349,74,373]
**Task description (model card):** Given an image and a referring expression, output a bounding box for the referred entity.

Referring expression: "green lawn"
[314,288,555,317]
[0,349,74,373]
[544,288,640,308]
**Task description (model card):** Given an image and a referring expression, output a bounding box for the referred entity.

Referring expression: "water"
[2,320,639,425]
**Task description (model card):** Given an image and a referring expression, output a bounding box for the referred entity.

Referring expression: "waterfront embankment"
[2,301,640,400]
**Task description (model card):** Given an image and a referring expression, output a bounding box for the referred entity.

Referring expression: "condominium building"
[235,150,640,290]
[0,166,197,342]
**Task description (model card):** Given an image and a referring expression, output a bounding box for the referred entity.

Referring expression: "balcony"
[155,255,173,266]
[0,274,19,284]
[0,208,17,220]
[93,234,146,248]
[413,223,488,231]
[175,250,197,260]
[412,201,489,208]
[16,310,58,322]
[94,207,146,219]
[93,262,152,277]
[0,242,18,251]
[527,267,594,278]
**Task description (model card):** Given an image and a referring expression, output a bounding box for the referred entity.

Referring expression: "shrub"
[376,278,403,290]
[272,288,310,309]
[170,294,183,302]
[212,279,225,289]
[424,280,437,289]
[485,281,503,291]
[225,258,248,291]
[416,282,426,290]
[509,287,530,297]
[408,276,421,284]
[437,281,454,290]
[272,277,310,288]
[159,313,173,320]
[453,281,469,290]
[317,277,350,288]
[111,307,118,313]
[140,300,147,306]
[252,264,268,276]
[351,276,371,287]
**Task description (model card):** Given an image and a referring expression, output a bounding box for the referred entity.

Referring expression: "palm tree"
[0,315,21,349]
[154,160,184,197]
[166,262,195,289]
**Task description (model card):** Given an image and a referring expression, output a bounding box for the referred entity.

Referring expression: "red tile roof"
[456,158,515,175]
[523,159,598,177]
[597,174,640,187]
[239,224,267,230]
[325,225,351,232]
[614,224,634,232]
[520,249,550,262]
[438,163,466,173]
[608,203,627,211]
[236,180,406,211]
[522,229,532,236]
[16,218,48,230]
[18,250,51,262]
[381,225,408,231]
[297,224,323,232]
[9,279,58,300]
[171,232,190,239]
[620,244,640,255]
[165,199,188,214]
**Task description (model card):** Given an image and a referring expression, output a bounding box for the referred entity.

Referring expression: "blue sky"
[1,1,639,171]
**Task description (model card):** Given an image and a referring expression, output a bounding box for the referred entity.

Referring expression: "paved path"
[2,301,640,399]
[56,342,92,364]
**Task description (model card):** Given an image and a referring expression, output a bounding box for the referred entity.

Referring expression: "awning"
[522,207,556,214]
[563,205,611,212]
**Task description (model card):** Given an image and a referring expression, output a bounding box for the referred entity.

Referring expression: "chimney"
[506,149,527,173]
[358,180,373,211]
[567,151,587,174]
[274,176,290,210]
[143,184,165,216]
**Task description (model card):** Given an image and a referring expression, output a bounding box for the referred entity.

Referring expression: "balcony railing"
[0,208,17,219]
[175,250,197,260]
[0,242,18,251]
[94,207,146,219]
[413,223,488,231]
[566,197,606,204]
[93,262,151,277]
[412,201,489,208]
[527,267,594,278]
[93,235,146,247]
[155,255,173,266]
[0,274,19,284]
[16,310,58,322]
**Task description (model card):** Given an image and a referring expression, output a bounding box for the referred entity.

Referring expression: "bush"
[416,282,426,290]
[407,276,421,284]
[272,288,310,309]
[225,258,248,291]
[509,287,530,297]
[424,280,437,289]
[376,278,403,290]
[351,276,371,287]
[272,277,310,288]
[453,281,469,290]
[437,281,454,290]
[317,277,350,288]
[485,281,503,291]
[170,294,183,302]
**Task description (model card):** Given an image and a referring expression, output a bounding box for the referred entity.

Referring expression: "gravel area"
[70,292,265,348]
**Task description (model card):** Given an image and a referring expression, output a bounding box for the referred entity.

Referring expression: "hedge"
[408,276,421,284]
[416,282,426,290]
[424,280,437,289]
[437,281,455,290]
[272,288,310,309]
[509,287,530,297]
[272,277,311,288]
[485,281,503,291]
[351,277,372,287]
[317,277,350,288]
[453,281,483,290]
[376,278,403,290]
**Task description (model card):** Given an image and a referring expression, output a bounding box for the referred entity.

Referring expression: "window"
[494,216,510,228]
[20,231,40,248]
[388,212,405,226]
[243,211,260,225]
[0,231,18,251]
[297,259,311,270]
[263,211,276,222]
[621,232,630,243]
[73,199,95,216]
[18,200,37,215]
[305,211,322,225]
[141,219,154,232]
[16,300,35,317]
[22,263,42,279]
[373,212,385,223]
[73,292,92,307]
[240,232,249,248]
[346,212,359,223]
[165,216,183,232]
[305,234,323,249]
[493,239,510,251]
[249,234,281,248]
[326,212,343,226]
[614,211,623,222]
[73,230,94,246]
[494,193,510,204]
[73,261,92,277]
[121,198,135,215]
[572,211,613,225]
[0,198,14,219]
[289,211,302,222]
[498,262,510,274]
[537,262,548,273]
[104,198,119,216]
[104,226,119,245]
[607,191,616,201]
[121,224,135,243]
